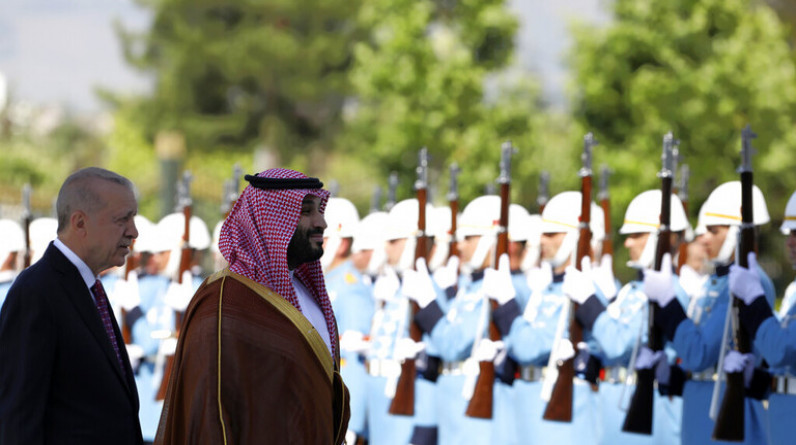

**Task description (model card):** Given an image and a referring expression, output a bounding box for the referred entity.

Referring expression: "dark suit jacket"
[0,243,143,444]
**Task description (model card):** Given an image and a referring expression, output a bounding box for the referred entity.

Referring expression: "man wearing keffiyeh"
[155,168,350,445]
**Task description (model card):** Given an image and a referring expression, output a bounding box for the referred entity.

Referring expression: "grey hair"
[56,167,135,233]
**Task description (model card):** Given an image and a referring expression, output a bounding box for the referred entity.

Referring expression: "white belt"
[441,360,467,376]
[366,359,401,377]
[773,376,796,395]
[518,366,546,382]
[602,366,630,384]
[690,368,717,382]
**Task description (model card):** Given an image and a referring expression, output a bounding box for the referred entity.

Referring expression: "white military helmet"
[157,213,212,251]
[540,192,605,268]
[699,181,769,265]
[427,206,453,271]
[384,199,433,272]
[352,211,389,275]
[211,220,224,255]
[29,217,58,264]
[619,190,690,269]
[130,215,156,253]
[780,190,796,235]
[0,219,25,261]
[508,204,531,242]
[520,214,543,271]
[457,195,501,270]
[321,197,360,270]
[591,203,606,257]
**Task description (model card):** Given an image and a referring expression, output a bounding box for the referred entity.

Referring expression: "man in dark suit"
[0,167,144,444]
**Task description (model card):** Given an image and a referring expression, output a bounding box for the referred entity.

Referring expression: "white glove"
[634,346,665,370]
[164,270,194,311]
[591,254,618,300]
[373,267,400,302]
[483,254,516,305]
[551,338,576,364]
[433,255,460,290]
[527,262,553,294]
[125,343,145,368]
[112,271,141,311]
[339,330,371,354]
[562,257,597,305]
[402,258,437,308]
[642,253,676,307]
[473,339,505,362]
[729,252,765,305]
[394,337,426,361]
[722,350,755,387]
[158,336,178,357]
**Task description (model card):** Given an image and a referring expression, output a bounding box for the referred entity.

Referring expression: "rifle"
[21,184,32,269]
[221,164,243,219]
[465,141,515,419]
[537,171,550,214]
[712,125,757,441]
[389,148,430,415]
[370,186,383,214]
[447,163,461,259]
[622,132,675,434]
[385,172,399,212]
[120,236,140,345]
[156,170,193,401]
[543,133,595,422]
[676,164,690,274]
[598,164,614,262]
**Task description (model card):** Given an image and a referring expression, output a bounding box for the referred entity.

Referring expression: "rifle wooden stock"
[622,176,672,435]
[156,204,193,401]
[676,200,689,275]
[389,186,428,416]
[600,197,613,259]
[543,175,592,422]
[465,181,510,419]
[712,170,755,442]
[449,198,459,259]
[120,244,138,345]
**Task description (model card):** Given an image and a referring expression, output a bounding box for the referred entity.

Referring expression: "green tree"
[114,0,364,162]
[337,0,549,208]
[569,0,796,281]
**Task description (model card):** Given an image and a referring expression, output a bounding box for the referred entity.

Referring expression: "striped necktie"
[92,279,127,377]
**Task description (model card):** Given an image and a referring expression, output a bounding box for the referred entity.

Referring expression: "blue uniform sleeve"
[752,309,796,368]
[669,297,726,372]
[589,296,644,361]
[505,310,558,365]
[426,297,485,362]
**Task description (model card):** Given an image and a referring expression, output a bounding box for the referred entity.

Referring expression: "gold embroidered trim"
[207,269,333,382]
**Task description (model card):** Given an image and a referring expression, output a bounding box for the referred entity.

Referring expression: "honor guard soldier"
[321,197,374,444]
[574,190,690,444]
[643,181,775,445]
[729,189,796,445]
[28,216,58,265]
[0,219,25,314]
[351,211,389,283]
[366,198,432,445]
[492,191,607,445]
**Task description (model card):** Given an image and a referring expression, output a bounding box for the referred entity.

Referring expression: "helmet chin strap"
[164,247,181,280]
[627,232,657,270]
[549,230,578,269]
[468,233,496,271]
[321,235,341,271]
[366,247,386,276]
[713,225,739,266]
[428,238,448,271]
[396,237,417,273]
[520,242,541,272]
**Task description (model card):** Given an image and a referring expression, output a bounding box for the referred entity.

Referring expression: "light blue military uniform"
[415,270,493,445]
[658,264,775,445]
[130,273,173,442]
[366,273,416,445]
[581,273,687,445]
[327,260,375,441]
[494,271,607,445]
[746,277,796,445]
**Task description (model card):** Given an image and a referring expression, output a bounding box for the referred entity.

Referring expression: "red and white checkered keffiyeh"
[218,168,338,359]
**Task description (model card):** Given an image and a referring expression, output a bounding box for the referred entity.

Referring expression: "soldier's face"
[624,232,650,262]
[457,235,481,263]
[287,195,327,269]
[700,225,729,260]
[540,232,566,260]
[385,238,407,266]
[786,230,796,266]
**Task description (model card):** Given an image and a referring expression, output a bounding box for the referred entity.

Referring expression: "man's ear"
[71,210,88,236]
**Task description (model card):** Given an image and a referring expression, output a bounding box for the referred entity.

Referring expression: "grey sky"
[0,0,610,112]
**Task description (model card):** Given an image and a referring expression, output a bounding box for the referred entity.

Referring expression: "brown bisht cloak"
[155,269,350,444]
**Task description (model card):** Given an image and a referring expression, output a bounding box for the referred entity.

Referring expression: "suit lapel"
[45,245,135,399]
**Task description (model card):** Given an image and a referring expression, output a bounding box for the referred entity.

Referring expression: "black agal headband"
[244,175,324,190]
